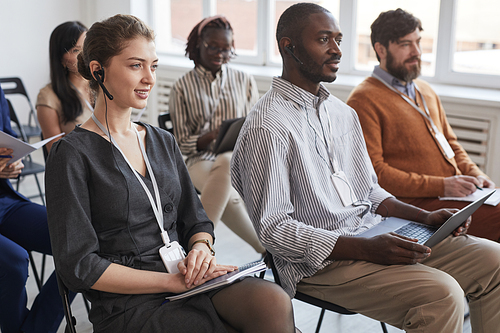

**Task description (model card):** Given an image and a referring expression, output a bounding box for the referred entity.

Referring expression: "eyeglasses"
[202,41,235,58]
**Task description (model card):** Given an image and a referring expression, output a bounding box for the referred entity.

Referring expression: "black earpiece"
[285,44,303,65]
[93,68,114,100]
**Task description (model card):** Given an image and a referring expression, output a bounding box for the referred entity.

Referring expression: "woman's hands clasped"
[176,244,237,290]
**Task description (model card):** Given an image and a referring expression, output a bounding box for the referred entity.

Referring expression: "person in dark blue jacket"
[0,86,70,333]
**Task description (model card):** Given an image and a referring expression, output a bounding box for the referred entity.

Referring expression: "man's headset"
[93,68,114,100]
[285,44,303,65]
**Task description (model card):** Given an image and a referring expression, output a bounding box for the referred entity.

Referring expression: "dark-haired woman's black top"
[45,123,227,332]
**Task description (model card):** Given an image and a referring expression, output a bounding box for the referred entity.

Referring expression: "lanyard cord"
[291,83,338,174]
[91,113,171,245]
[372,73,455,159]
[372,73,440,134]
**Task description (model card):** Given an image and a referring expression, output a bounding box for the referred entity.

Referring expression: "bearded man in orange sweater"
[347,8,500,242]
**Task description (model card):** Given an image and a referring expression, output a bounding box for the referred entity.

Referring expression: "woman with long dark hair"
[36,21,92,152]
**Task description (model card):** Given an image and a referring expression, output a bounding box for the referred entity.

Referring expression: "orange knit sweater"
[347,77,486,201]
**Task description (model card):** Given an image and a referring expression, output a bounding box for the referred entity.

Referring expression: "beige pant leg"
[298,259,464,332]
[423,235,500,333]
[188,153,265,254]
[297,235,500,333]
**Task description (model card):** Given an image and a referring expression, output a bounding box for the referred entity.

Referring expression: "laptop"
[357,190,495,247]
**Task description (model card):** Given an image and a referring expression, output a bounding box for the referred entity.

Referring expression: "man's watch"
[191,239,215,256]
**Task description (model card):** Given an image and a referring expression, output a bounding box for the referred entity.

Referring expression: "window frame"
[146,0,500,89]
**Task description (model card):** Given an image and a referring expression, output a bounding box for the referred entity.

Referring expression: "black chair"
[28,251,47,291]
[56,273,78,333]
[264,252,389,333]
[6,99,45,205]
[0,77,41,140]
[158,112,174,134]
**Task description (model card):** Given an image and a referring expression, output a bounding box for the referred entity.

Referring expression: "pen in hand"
[0,155,12,158]
[475,184,483,191]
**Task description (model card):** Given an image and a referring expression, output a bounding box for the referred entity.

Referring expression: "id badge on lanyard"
[372,74,455,160]
[328,143,356,207]
[331,171,355,207]
[92,114,186,273]
[435,131,455,159]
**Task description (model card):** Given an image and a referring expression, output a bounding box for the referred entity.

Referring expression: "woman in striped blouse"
[169,16,265,255]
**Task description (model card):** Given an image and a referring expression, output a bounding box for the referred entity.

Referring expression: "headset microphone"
[93,69,114,100]
[285,45,303,65]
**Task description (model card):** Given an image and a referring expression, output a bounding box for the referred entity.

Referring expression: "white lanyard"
[372,73,455,159]
[372,73,438,133]
[82,98,94,113]
[301,101,340,174]
[91,114,171,245]
[198,68,227,133]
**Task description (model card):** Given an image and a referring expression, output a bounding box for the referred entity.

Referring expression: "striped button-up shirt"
[169,64,259,167]
[231,77,393,296]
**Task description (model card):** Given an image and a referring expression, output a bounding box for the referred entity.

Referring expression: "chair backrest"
[0,77,31,100]
[158,112,174,134]
[56,273,78,333]
[0,77,40,130]
[265,252,283,286]
[6,98,28,142]
[40,133,49,162]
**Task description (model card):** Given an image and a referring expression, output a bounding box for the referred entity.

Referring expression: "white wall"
[0,0,134,122]
[0,0,81,119]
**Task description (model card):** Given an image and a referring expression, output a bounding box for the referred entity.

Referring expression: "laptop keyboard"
[393,222,437,244]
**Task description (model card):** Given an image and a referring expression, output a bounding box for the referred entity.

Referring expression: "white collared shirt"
[231,77,393,296]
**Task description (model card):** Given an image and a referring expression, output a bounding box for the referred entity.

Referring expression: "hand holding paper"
[0,132,64,164]
[440,187,500,206]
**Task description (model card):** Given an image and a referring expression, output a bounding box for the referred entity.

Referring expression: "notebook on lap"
[357,190,495,247]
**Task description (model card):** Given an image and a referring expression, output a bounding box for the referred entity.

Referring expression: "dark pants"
[0,200,72,333]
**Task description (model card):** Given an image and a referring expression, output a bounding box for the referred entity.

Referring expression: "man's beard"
[294,45,340,84]
[386,50,421,83]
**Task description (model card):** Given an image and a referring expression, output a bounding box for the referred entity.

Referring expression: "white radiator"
[447,114,490,170]
[156,76,174,115]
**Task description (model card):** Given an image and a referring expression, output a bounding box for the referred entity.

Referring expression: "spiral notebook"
[165,259,266,301]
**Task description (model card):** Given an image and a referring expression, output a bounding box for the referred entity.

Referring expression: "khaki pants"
[298,235,500,332]
[188,152,265,254]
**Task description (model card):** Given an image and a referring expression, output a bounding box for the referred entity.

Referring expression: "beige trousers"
[297,235,500,333]
[188,152,265,254]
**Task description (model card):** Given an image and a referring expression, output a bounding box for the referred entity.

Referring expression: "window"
[149,0,500,89]
[216,0,259,57]
[354,0,440,77]
[155,0,203,55]
[453,0,500,76]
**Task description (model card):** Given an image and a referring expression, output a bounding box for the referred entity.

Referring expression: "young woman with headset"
[45,14,295,333]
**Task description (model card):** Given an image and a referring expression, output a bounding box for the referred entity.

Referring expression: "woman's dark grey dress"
[45,124,228,332]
